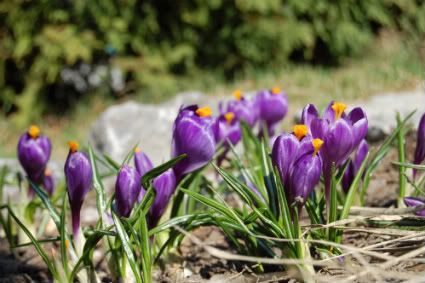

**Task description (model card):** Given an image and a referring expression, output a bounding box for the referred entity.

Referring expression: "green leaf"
[260,141,278,217]
[112,211,143,283]
[7,206,58,278]
[60,194,70,278]
[340,152,370,220]
[29,180,61,229]
[88,145,108,227]
[138,215,151,283]
[396,112,407,207]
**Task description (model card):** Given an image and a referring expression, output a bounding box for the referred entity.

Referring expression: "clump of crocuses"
[301,102,368,200]
[256,87,288,136]
[413,112,425,179]
[64,141,93,237]
[115,165,141,218]
[17,125,52,196]
[172,105,216,180]
[272,124,323,207]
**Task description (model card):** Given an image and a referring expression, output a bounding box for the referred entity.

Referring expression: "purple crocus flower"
[171,105,216,180]
[219,90,258,127]
[148,169,176,227]
[65,141,93,237]
[17,125,52,195]
[341,139,369,192]
[255,87,288,136]
[43,168,55,196]
[404,197,425,216]
[115,165,141,218]
[272,124,323,205]
[301,102,368,200]
[289,141,323,205]
[413,113,425,179]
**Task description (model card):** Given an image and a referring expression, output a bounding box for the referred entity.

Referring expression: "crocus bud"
[171,105,216,180]
[289,142,323,205]
[404,197,425,216]
[134,148,154,177]
[17,125,52,193]
[65,141,93,237]
[413,113,425,179]
[115,165,141,218]
[255,88,288,136]
[342,139,369,192]
[212,112,241,165]
[43,168,55,196]
[134,148,154,202]
[148,169,176,227]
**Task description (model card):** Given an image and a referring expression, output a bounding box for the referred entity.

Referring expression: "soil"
[1,134,424,282]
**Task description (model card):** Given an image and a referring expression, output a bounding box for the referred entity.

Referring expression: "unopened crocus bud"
[404,197,425,216]
[255,88,288,136]
[134,148,154,201]
[289,139,323,205]
[148,169,176,227]
[17,125,51,194]
[342,139,369,192]
[413,113,425,179]
[171,105,216,180]
[43,168,55,196]
[134,147,154,177]
[115,165,141,218]
[65,141,93,237]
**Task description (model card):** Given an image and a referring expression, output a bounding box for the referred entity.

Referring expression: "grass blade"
[112,211,143,283]
[88,145,108,227]
[396,113,407,207]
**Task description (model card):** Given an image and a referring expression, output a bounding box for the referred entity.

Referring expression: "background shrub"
[1,0,424,124]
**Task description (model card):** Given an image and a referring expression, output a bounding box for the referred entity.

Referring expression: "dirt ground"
[1,135,424,283]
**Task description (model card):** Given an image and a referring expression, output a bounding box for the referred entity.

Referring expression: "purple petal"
[17,134,51,184]
[347,107,368,148]
[404,197,425,217]
[289,153,322,204]
[322,119,354,166]
[134,150,154,177]
[115,165,141,217]
[65,151,93,237]
[271,133,300,190]
[149,169,177,227]
[310,118,329,140]
[172,108,216,179]
[256,90,288,126]
[341,161,355,193]
[413,113,425,170]
[353,139,369,171]
[301,104,319,128]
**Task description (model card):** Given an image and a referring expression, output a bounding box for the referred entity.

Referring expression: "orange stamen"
[232,89,242,101]
[28,125,40,139]
[293,124,308,140]
[331,102,347,120]
[68,141,79,153]
[196,106,212,118]
[271,87,281,95]
[312,138,324,156]
[224,112,235,124]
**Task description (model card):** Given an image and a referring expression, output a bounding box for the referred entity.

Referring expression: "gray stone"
[89,91,224,165]
[362,87,425,137]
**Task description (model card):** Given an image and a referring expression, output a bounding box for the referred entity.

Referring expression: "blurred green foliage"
[1,0,424,125]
